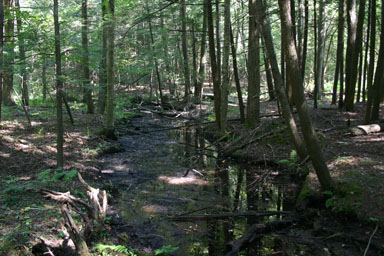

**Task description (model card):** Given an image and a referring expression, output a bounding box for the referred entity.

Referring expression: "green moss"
[297,175,312,202]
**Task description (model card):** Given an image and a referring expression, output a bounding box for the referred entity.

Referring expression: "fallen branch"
[39,173,107,255]
[168,211,289,221]
[225,219,294,256]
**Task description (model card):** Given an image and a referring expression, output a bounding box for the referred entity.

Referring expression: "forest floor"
[0,97,384,255]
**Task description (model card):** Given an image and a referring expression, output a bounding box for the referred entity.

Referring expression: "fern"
[94,244,136,255]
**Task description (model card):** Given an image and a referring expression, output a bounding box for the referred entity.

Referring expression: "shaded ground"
[0,99,384,255]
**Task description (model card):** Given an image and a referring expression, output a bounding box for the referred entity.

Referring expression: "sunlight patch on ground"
[158,175,208,185]
[142,204,168,213]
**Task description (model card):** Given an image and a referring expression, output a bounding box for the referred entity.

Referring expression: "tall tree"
[15,0,28,106]
[344,0,367,111]
[220,0,230,132]
[370,0,384,121]
[104,0,115,138]
[97,0,107,114]
[2,0,14,106]
[206,0,221,129]
[180,0,191,100]
[256,0,307,160]
[53,0,64,168]
[81,0,94,114]
[314,0,325,108]
[364,0,376,123]
[0,0,3,122]
[247,0,260,127]
[278,0,334,191]
[196,1,207,103]
[301,0,309,80]
[332,0,345,105]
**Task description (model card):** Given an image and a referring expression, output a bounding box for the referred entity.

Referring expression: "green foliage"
[154,245,179,255]
[37,169,78,183]
[94,243,137,256]
[279,150,298,167]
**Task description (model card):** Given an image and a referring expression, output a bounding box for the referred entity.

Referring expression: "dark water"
[101,116,300,255]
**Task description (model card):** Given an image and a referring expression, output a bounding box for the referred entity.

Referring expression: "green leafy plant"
[279,150,298,167]
[37,169,78,183]
[155,245,179,255]
[94,244,136,256]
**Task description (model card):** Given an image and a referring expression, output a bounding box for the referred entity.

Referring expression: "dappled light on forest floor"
[158,175,208,185]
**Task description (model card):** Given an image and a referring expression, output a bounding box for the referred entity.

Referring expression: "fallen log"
[168,211,290,221]
[350,123,384,136]
[225,219,294,256]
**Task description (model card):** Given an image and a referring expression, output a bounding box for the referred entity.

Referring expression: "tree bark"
[0,0,3,122]
[181,0,191,101]
[2,0,14,106]
[230,25,245,123]
[247,0,260,127]
[82,0,94,114]
[97,0,107,114]
[370,0,384,121]
[315,0,325,105]
[220,0,231,132]
[278,0,334,191]
[196,1,207,103]
[104,0,115,138]
[53,0,64,168]
[206,0,221,129]
[15,0,28,106]
[332,0,345,105]
[301,0,308,80]
[364,0,376,123]
[256,0,307,160]
[344,0,367,111]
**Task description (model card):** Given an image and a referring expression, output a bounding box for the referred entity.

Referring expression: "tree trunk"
[97,0,107,114]
[256,0,307,160]
[181,0,191,101]
[15,0,28,106]
[278,0,334,191]
[0,0,3,122]
[196,1,207,103]
[2,0,14,106]
[191,21,198,102]
[215,0,221,82]
[247,0,260,127]
[301,0,309,80]
[361,0,371,103]
[220,0,231,132]
[370,0,384,121]
[344,0,367,111]
[54,0,64,168]
[315,0,325,105]
[82,0,94,114]
[230,25,245,123]
[364,0,376,123]
[146,1,164,105]
[332,0,345,105]
[104,0,115,138]
[262,40,275,101]
[207,0,221,129]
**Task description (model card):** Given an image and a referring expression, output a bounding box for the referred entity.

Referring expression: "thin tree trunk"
[207,0,221,129]
[301,0,308,80]
[256,0,307,160]
[196,1,207,103]
[263,40,275,101]
[356,42,364,102]
[54,0,64,168]
[97,0,107,114]
[247,0,260,127]
[364,0,376,123]
[104,0,115,138]
[370,0,384,121]
[215,0,221,81]
[16,0,28,106]
[191,21,198,101]
[82,0,94,114]
[315,0,325,105]
[361,0,371,103]
[181,0,191,100]
[230,25,245,123]
[278,0,334,191]
[332,0,345,105]
[220,0,231,132]
[0,0,3,122]
[146,1,164,105]
[3,0,14,106]
[313,0,318,108]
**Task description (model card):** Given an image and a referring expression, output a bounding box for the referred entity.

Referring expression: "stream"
[98,110,317,255]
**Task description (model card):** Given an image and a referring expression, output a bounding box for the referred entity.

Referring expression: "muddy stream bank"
[97,109,382,256]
